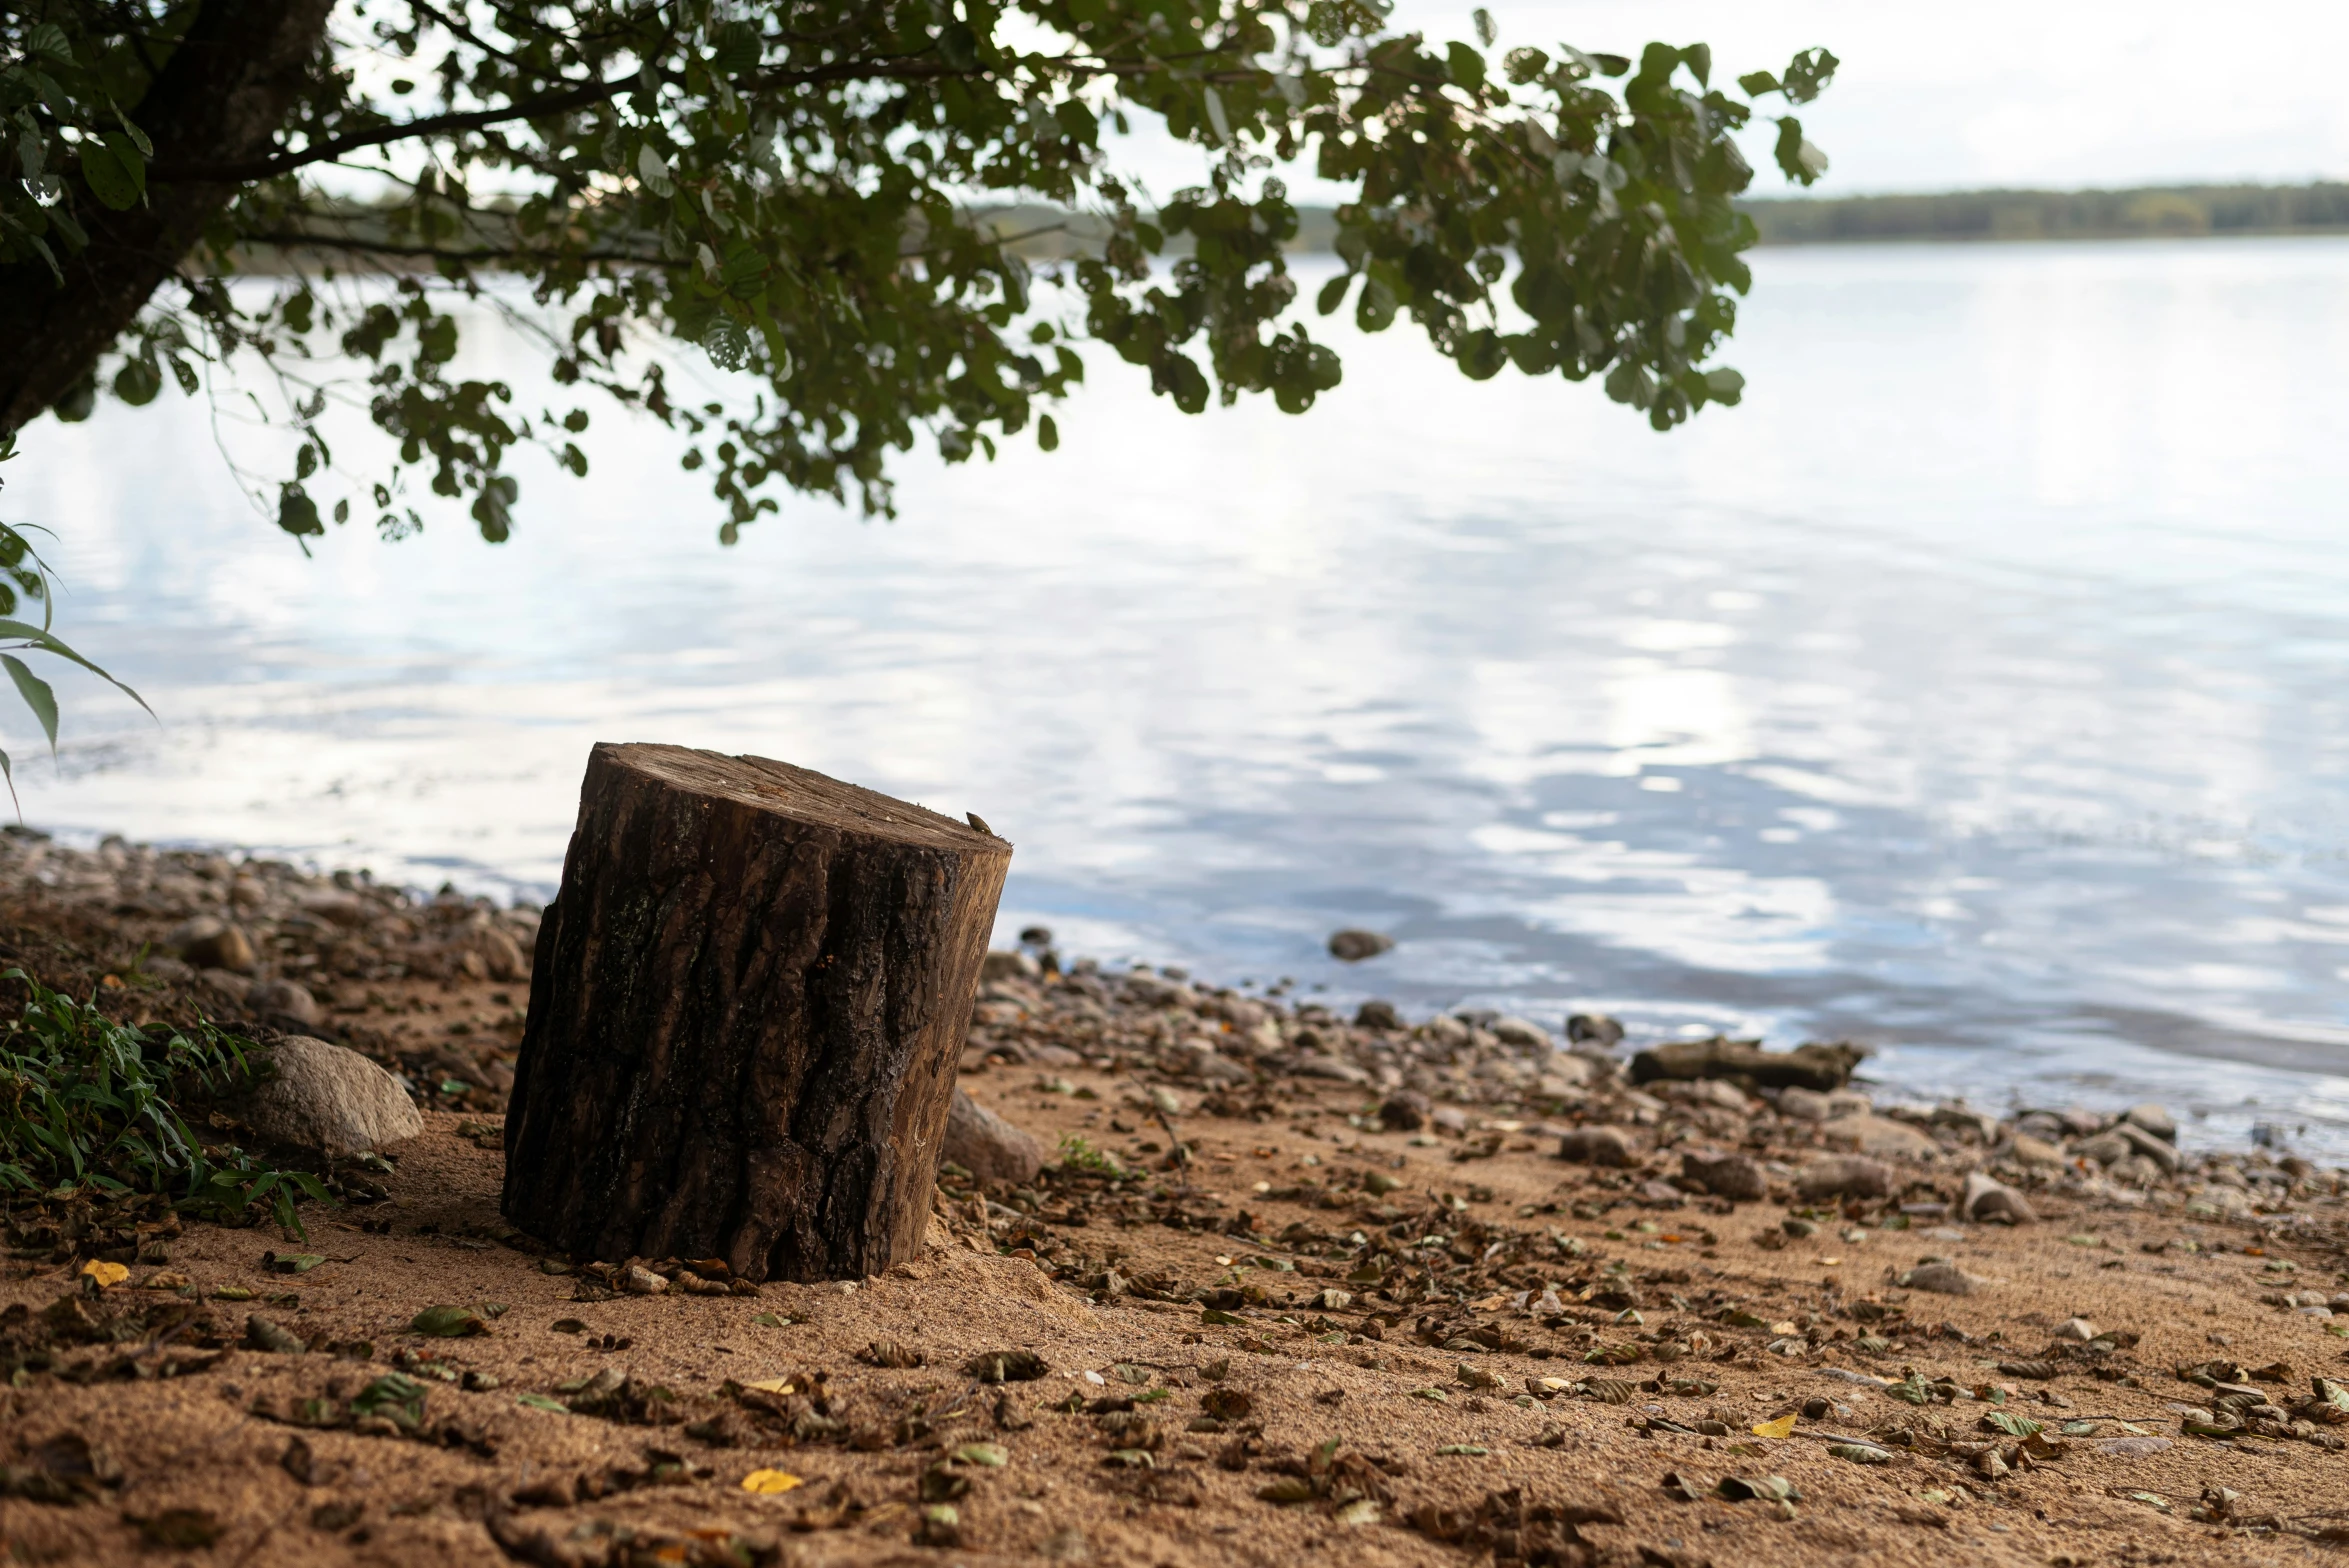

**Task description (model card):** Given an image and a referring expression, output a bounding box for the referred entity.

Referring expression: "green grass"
[0,968,329,1232]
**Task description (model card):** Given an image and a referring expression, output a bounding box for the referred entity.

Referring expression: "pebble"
[231,1035,424,1158]
[1489,1016,1552,1051]
[1961,1170,2037,1225]
[1378,1091,1431,1132]
[1681,1149,1767,1202]
[1820,1114,1938,1161]
[1794,1156,1892,1201]
[167,915,256,974]
[1903,1262,1977,1295]
[1354,999,1401,1031]
[1558,1125,1635,1168]
[1566,1013,1624,1047]
[244,977,321,1029]
[2123,1103,2177,1143]
[1326,929,1394,962]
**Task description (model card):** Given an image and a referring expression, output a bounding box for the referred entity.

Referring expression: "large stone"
[1558,1125,1635,1167]
[478,926,528,983]
[941,1088,1045,1186]
[1327,929,1395,963]
[167,916,256,974]
[2123,1103,2177,1144]
[1355,1000,1402,1031]
[236,1036,422,1159]
[1794,1155,1892,1201]
[1822,1114,1938,1161]
[1629,1037,1864,1093]
[1681,1149,1768,1202]
[245,978,321,1030]
[1962,1170,2037,1225]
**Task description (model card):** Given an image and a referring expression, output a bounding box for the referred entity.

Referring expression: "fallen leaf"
[745,1377,795,1395]
[79,1260,128,1289]
[409,1305,487,1337]
[741,1469,804,1495]
[1435,1444,1489,1457]
[1829,1443,1893,1465]
[954,1442,1009,1467]
[515,1393,569,1414]
[1751,1413,1797,1440]
[264,1252,325,1275]
[1334,1498,1380,1526]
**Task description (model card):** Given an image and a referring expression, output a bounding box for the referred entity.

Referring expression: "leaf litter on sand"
[741,1469,803,1495]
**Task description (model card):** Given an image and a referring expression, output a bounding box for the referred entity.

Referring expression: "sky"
[1107,0,2349,199]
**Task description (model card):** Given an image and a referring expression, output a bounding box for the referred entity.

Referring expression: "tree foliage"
[0,1,1831,735]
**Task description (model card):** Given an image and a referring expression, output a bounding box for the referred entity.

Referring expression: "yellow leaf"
[740,1469,804,1495]
[745,1378,794,1395]
[80,1260,129,1289]
[1751,1413,1797,1440]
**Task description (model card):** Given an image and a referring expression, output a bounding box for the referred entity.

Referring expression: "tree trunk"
[0,0,332,435]
[500,743,1009,1283]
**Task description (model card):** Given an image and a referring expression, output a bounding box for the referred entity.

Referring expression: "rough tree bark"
[501,743,1010,1282]
[0,0,332,435]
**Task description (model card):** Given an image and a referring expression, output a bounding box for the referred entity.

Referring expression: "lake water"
[12,238,2349,1149]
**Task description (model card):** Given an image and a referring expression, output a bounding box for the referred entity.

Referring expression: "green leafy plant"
[0,968,329,1233]
[1056,1133,1127,1175]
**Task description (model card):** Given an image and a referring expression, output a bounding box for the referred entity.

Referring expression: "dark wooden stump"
[501,743,1009,1281]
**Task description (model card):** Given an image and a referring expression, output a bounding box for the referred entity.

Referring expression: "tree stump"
[501,743,1009,1281]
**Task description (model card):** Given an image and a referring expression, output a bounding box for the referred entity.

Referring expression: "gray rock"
[1490,1016,1552,1051]
[1794,1155,1893,1201]
[1379,1091,1431,1131]
[1566,1014,1624,1047]
[1681,1149,1768,1202]
[167,915,255,974]
[1558,1125,1635,1167]
[1822,1114,1938,1161]
[235,1035,423,1159]
[1961,1170,2037,1225]
[2123,1103,2176,1143]
[1430,1106,1470,1134]
[2006,1133,2066,1168]
[942,1087,1046,1186]
[1902,1261,1977,1295]
[980,950,1041,983]
[140,955,194,984]
[1327,929,1395,962]
[478,926,528,982]
[2113,1121,2180,1172]
[2014,1111,2066,1142]
[1777,1086,1835,1121]
[1355,999,1402,1031]
[2075,1130,2131,1167]
[2053,1316,2096,1340]
[245,978,321,1030]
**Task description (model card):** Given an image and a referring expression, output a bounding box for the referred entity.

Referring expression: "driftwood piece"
[502,743,1009,1281]
[1629,1037,1864,1093]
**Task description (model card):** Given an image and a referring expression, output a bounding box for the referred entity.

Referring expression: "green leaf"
[78,136,144,210]
[265,1252,325,1274]
[409,1304,488,1337]
[1684,43,1712,85]
[1315,274,1351,316]
[516,1392,569,1413]
[0,620,150,718]
[1,655,59,754]
[351,1373,427,1429]
[1472,8,1496,47]
[1445,42,1487,92]
[1737,70,1781,96]
[935,22,978,71]
[112,357,162,407]
[278,484,323,539]
[1036,414,1058,452]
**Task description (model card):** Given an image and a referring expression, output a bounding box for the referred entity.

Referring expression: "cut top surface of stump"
[606,743,1004,850]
